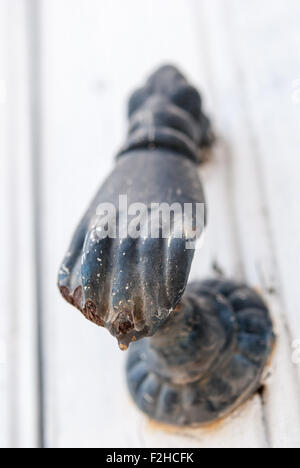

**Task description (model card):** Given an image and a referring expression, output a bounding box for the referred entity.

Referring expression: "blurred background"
[1,0,300,448]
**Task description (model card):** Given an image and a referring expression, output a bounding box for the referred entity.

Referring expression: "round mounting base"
[126,279,275,427]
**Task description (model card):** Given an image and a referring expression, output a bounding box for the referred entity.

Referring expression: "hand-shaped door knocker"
[58,66,275,426]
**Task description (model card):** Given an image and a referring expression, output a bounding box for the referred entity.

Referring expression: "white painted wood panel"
[0,0,295,449]
[0,0,40,448]
[194,0,300,448]
[226,0,300,447]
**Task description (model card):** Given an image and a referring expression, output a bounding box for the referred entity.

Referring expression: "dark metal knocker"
[58,66,275,426]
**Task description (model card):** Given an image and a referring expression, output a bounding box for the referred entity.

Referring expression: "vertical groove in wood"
[6,4,19,443]
[0,0,10,448]
[27,0,45,448]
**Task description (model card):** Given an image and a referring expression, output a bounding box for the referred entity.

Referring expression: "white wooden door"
[1,0,300,448]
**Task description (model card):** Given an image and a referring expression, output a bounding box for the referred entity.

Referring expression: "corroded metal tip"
[58,226,197,346]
